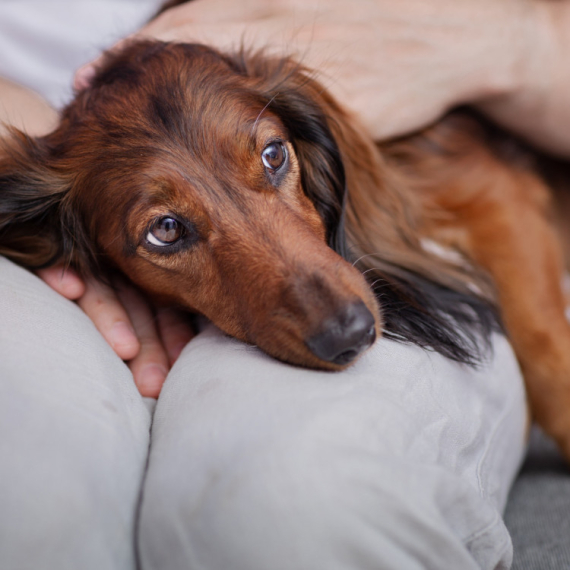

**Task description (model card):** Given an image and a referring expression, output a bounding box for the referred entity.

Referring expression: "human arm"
[76,0,570,155]
[478,1,570,157]
[0,77,58,137]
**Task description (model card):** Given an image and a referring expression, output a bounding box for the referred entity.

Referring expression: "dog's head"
[0,41,380,369]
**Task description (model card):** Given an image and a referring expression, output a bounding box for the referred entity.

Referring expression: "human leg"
[0,257,151,570]
[139,324,527,570]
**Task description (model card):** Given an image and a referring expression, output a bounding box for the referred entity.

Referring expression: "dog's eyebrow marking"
[250,93,279,140]
[149,91,187,142]
[120,184,175,256]
[121,192,146,257]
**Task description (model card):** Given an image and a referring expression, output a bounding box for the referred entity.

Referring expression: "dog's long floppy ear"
[231,52,421,261]
[271,82,350,257]
[233,52,501,365]
[0,128,77,269]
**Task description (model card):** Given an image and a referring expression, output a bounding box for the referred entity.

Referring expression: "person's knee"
[138,327,521,569]
[0,256,151,570]
[139,402,508,570]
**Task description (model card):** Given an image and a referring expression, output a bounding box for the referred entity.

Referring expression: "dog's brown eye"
[147,216,183,246]
[262,142,286,171]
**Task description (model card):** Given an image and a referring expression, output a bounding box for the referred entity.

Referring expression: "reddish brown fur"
[0,43,383,370]
[2,41,570,458]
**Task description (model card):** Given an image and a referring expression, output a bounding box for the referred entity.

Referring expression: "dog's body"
[1,40,570,457]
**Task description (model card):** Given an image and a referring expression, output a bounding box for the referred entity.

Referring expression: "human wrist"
[460,1,544,105]
[474,1,570,155]
[359,0,548,141]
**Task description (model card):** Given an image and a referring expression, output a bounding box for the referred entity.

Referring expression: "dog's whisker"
[361,266,384,276]
[250,93,279,139]
[351,252,384,267]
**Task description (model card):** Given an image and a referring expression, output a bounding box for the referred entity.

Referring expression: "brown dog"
[1,40,570,457]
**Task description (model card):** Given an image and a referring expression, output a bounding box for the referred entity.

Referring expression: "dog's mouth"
[226,274,381,371]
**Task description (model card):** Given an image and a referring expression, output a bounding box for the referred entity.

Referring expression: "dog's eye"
[262,142,286,171]
[146,216,183,246]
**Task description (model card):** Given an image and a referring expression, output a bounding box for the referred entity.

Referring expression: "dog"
[1,38,570,458]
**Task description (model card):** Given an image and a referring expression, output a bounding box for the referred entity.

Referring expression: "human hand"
[75,0,539,142]
[38,266,194,398]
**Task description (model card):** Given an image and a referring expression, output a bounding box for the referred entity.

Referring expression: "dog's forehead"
[147,81,273,148]
[90,44,283,152]
[69,43,299,217]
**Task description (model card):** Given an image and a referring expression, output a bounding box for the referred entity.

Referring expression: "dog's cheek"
[292,191,327,243]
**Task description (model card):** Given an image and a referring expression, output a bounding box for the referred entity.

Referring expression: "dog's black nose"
[306,302,376,365]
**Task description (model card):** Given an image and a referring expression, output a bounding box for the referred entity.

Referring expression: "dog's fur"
[2,39,570,456]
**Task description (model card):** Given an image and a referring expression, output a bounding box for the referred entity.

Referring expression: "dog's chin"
[261,328,379,372]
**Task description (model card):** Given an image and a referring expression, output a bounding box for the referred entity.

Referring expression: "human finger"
[73,37,133,91]
[116,283,170,398]
[37,264,86,300]
[77,277,140,361]
[156,307,195,365]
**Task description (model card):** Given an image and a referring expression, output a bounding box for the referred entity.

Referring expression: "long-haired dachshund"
[1,39,570,457]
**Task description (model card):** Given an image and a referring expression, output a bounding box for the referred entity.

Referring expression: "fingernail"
[137,364,168,396]
[109,321,137,351]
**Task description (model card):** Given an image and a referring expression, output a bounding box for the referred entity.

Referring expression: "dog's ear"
[230,54,351,253]
[0,128,75,269]
[231,53,409,258]
[234,52,501,365]
[269,82,348,254]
